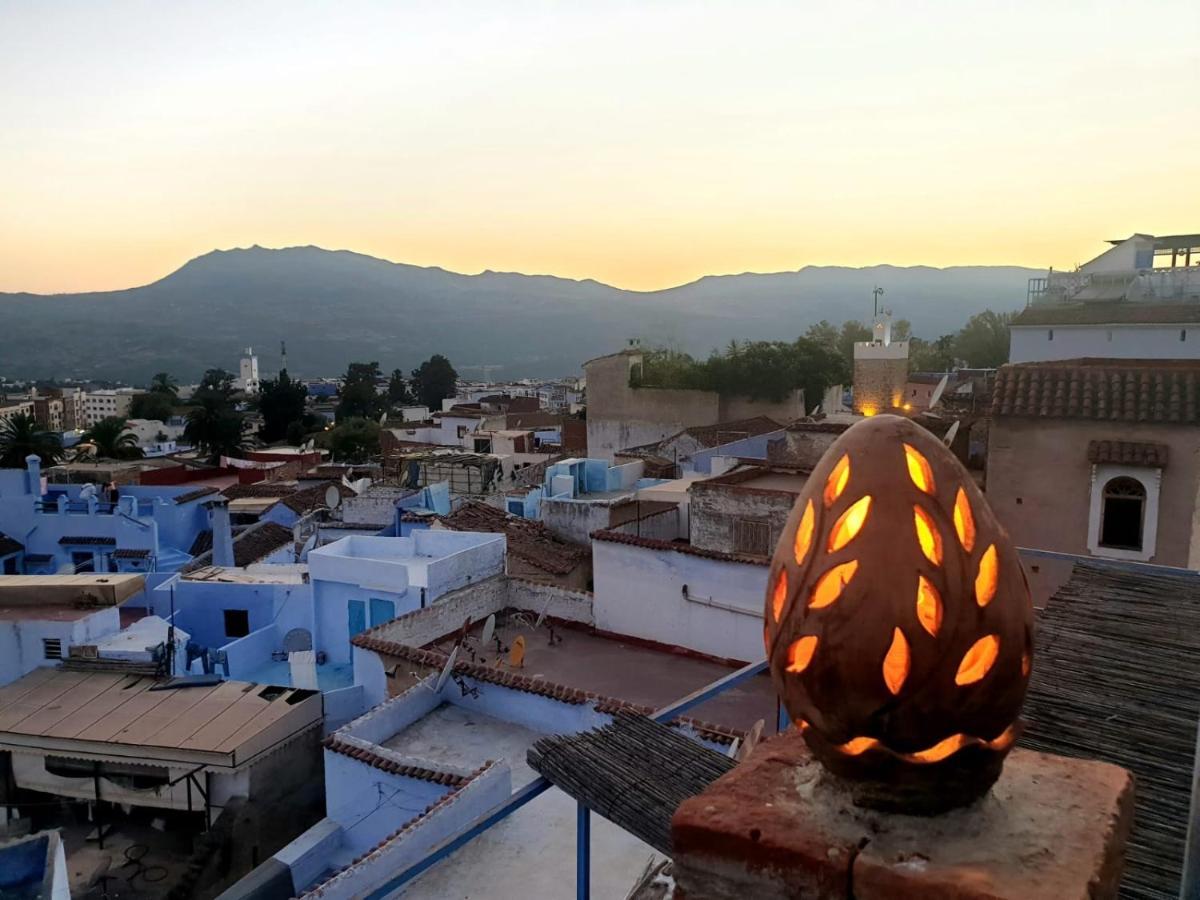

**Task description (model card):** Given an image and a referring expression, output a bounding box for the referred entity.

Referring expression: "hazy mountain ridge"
[0,246,1040,382]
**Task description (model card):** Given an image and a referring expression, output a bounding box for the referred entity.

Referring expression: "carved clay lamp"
[764,414,1033,813]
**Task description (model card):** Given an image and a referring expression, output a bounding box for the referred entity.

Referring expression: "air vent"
[43,638,63,660]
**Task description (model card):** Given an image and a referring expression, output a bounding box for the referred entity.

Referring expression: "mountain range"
[0,246,1040,383]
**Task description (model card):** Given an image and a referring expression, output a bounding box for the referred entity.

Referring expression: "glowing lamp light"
[764,415,1033,814]
[860,406,878,417]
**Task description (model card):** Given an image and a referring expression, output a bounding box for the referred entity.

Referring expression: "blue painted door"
[369,598,396,627]
[347,599,367,637]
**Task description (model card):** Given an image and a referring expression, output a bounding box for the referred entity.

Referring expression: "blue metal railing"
[362,658,770,900]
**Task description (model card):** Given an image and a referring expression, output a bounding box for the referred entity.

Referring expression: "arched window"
[1099,477,1146,551]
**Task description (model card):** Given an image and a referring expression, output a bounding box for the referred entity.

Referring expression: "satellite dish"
[927,374,950,411]
[808,404,821,418]
[56,561,77,574]
[533,597,552,630]
[434,645,459,693]
[726,737,741,759]
[480,614,496,648]
[324,486,341,509]
[943,420,961,447]
[379,411,387,426]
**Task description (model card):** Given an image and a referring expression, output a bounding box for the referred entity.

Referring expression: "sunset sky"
[2,0,1197,294]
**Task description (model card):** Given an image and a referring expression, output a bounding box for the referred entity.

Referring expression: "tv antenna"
[280,340,288,373]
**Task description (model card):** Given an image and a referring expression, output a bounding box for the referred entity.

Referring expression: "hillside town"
[1,231,1199,899]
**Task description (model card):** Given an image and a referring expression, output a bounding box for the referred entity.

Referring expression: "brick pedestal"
[671,730,1134,900]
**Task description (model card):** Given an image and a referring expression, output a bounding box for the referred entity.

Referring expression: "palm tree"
[0,413,63,468]
[150,372,179,396]
[79,417,143,460]
[184,399,246,463]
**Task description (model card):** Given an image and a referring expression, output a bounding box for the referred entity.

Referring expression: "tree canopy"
[410,355,458,410]
[185,372,245,462]
[129,391,175,422]
[327,417,380,463]
[634,337,848,408]
[952,310,1013,368]
[0,413,62,468]
[80,417,143,460]
[149,372,178,397]
[336,362,384,422]
[257,369,308,443]
[387,368,412,408]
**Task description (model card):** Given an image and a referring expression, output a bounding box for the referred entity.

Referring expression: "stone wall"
[852,342,909,415]
[689,484,796,557]
[584,352,804,460]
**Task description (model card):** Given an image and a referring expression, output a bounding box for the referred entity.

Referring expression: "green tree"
[336,362,384,422]
[198,368,236,400]
[892,319,912,342]
[837,321,873,367]
[328,417,381,463]
[79,417,143,459]
[953,310,1013,368]
[0,413,63,468]
[410,355,459,409]
[149,372,178,397]
[804,320,840,350]
[257,369,308,443]
[909,334,957,372]
[285,420,309,446]
[129,391,175,422]
[386,368,412,408]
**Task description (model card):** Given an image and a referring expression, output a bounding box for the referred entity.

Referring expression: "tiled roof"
[992,359,1200,423]
[348,629,741,746]
[221,482,298,499]
[0,533,22,557]
[435,502,587,576]
[181,522,293,572]
[322,735,468,786]
[173,486,219,505]
[682,416,783,447]
[189,530,213,557]
[111,548,151,559]
[591,529,769,567]
[275,481,355,515]
[1012,302,1200,327]
[58,536,117,546]
[1087,440,1169,467]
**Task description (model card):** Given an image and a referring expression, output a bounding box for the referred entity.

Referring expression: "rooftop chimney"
[207,499,235,568]
[24,454,42,498]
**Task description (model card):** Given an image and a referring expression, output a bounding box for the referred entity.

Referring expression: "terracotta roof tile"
[436,501,587,576]
[58,536,117,546]
[992,359,1200,424]
[1013,302,1200,327]
[591,529,769,567]
[173,486,219,505]
[1087,440,1169,467]
[182,522,293,571]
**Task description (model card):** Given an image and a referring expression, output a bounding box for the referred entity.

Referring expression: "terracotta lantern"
[764,414,1033,813]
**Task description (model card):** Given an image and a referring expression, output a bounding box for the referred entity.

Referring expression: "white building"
[237,347,261,395]
[0,400,34,424]
[79,389,142,427]
[1012,233,1200,364]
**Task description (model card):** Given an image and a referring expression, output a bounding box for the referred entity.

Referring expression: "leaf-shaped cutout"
[771,569,788,622]
[828,495,871,552]
[882,627,910,695]
[786,636,818,674]
[904,443,935,494]
[955,635,1000,685]
[953,487,976,552]
[824,454,850,508]
[809,560,859,609]
[975,544,998,607]
[916,576,942,636]
[913,506,943,566]
[794,500,814,565]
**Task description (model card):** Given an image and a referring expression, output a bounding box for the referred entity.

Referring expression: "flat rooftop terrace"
[430,616,778,736]
[385,703,661,900]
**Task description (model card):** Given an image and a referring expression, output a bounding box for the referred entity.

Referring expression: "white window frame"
[1087,463,1161,562]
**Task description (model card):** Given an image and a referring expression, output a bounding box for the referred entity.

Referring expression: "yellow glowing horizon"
[1,1,1196,295]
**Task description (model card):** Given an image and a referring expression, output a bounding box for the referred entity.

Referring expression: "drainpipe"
[206,499,235,567]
